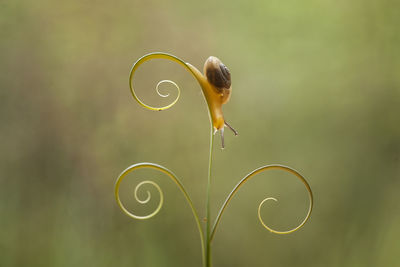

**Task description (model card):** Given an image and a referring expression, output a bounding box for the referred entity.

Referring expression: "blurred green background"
[1,0,399,266]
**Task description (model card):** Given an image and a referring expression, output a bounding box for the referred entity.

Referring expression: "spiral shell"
[204,56,232,92]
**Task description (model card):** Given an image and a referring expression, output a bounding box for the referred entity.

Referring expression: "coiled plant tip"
[114,52,314,267]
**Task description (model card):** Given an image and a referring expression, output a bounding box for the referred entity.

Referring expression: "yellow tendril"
[210,164,313,241]
[114,162,206,264]
[129,52,201,111]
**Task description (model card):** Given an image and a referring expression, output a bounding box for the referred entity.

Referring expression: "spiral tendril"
[115,177,162,220]
[155,80,179,98]
[134,180,161,204]
[129,53,202,111]
[114,162,206,262]
[210,164,313,241]
[257,197,305,234]
[257,197,278,232]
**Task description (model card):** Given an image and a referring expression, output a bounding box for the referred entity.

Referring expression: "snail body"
[187,56,237,148]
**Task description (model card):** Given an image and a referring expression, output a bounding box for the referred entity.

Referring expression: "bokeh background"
[1,0,399,266]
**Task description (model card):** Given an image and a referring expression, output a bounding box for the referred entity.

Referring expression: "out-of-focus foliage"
[1,0,399,266]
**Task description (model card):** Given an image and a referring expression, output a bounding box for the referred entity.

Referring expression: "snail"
[129,53,238,148]
[187,56,238,148]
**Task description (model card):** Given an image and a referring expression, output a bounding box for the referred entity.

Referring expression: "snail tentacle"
[224,121,238,136]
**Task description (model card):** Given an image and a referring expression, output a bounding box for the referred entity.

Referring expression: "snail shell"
[204,56,231,90]
[203,56,231,105]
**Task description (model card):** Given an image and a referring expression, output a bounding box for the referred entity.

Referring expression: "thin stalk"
[205,127,215,267]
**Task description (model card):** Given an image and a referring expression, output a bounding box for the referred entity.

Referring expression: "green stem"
[205,127,215,267]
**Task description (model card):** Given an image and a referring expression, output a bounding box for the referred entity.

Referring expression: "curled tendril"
[257,197,278,232]
[129,53,201,111]
[114,162,206,263]
[117,180,164,220]
[155,80,179,98]
[134,181,152,204]
[210,164,313,241]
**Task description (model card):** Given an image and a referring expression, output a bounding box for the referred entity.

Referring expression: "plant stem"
[205,127,215,267]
